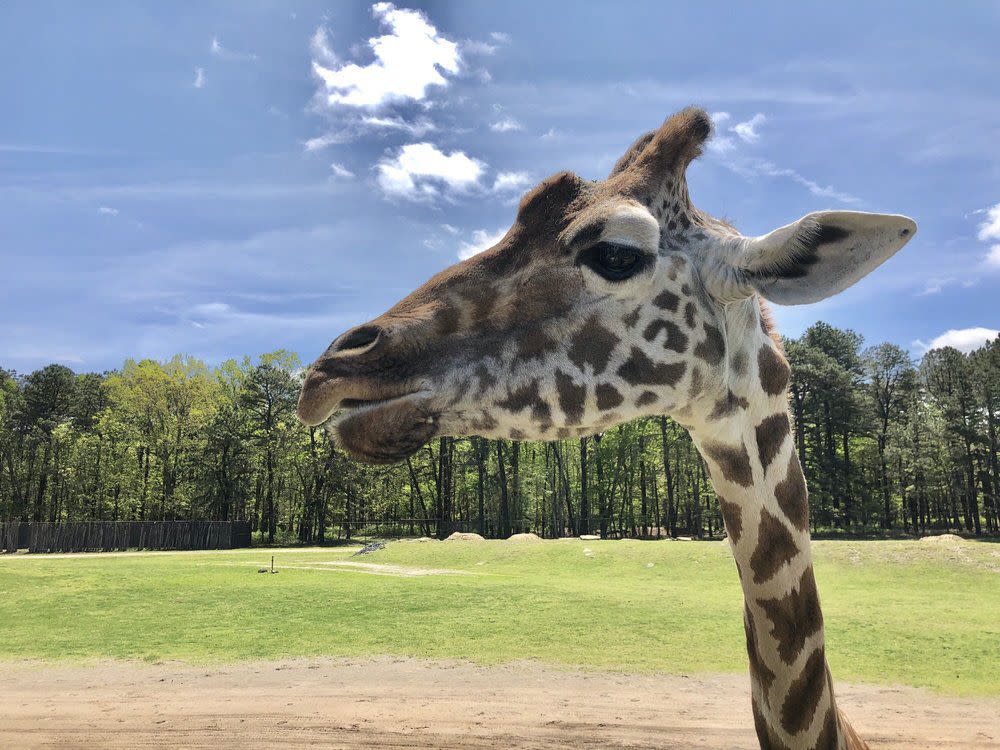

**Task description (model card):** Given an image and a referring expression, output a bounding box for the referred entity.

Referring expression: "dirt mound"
[507,533,543,542]
[579,534,600,540]
[445,532,485,542]
[920,533,965,544]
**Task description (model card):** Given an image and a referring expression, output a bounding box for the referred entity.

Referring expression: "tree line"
[1,323,998,542]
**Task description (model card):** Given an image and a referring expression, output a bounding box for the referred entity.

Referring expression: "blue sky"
[2,1,998,373]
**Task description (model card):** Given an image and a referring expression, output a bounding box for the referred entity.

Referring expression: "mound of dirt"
[411,537,439,543]
[506,533,543,542]
[444,532,485,542]
[919,533,965,544]
[579,534,600,540]
[353,541,387,556]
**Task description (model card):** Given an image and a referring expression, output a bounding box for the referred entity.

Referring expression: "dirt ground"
[2,658,997,749]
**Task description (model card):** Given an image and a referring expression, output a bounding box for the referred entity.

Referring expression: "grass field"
[1,537,997,696]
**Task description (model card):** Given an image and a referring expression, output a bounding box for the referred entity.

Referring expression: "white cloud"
[310,27,338,66]
[360,114,436,136]
[440,223,460,235]
[330,163,355,179]
[489,31,511,44]
[977,202,1000,267]
[376,142,484,200]
[727,158,860,204]
[708,112,736,153]
[919,277,954,296]
[312,3,460,110]
[540,127,561,140]
[490,116,522,133]
[210,36,257,61]
[98,206,119,216]
[303,132,350,151]
[458,228,505,260]
[915,327,999,354]
[463,40,497,56]
[977,203,1000,242]
[193,67,205,89]
[731,113,766,143]
[492,171,531,193]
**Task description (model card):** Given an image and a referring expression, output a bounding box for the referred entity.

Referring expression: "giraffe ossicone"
[298,107,915,750]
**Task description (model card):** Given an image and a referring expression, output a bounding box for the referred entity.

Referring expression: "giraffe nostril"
[333,325,383,354]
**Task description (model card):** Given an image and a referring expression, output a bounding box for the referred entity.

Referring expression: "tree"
[863,343,916,529]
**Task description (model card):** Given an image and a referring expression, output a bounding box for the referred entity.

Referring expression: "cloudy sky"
[2,1,998,373]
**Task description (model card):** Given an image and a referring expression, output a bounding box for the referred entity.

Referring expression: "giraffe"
[297,107,915,750]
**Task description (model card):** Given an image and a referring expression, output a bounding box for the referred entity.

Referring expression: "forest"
[1,322,998,542]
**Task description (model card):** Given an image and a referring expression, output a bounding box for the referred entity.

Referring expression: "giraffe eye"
[578,241,651,282]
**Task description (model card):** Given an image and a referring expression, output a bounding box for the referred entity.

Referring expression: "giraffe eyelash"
[576,241,654,282]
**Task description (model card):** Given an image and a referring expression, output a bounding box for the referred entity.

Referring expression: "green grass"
[1,537,997,695]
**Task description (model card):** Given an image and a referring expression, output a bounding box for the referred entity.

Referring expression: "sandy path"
[1,658,997,749]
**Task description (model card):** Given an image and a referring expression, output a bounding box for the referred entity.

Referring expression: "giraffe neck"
[683,307,868,750]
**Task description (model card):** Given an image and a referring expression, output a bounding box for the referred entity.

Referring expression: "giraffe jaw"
[328,391,440,464]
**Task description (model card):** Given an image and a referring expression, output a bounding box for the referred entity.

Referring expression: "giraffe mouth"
[329,391,439,464]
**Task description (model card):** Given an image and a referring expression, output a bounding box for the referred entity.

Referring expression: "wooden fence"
[0,521,251,554]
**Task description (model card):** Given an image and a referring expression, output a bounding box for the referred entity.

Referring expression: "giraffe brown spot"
[642,319,689,352]
[719,496,742,543]
[653,289,680,312]
[595,383,624,410]
[688,367,703,398]
[460,284,498,322]
[555,369,586,425]
[758,344,791,395]
[474,364,497,396]
[635,390,658,407]
[623,306,641,328]
[703,440,753,487]
[469,413,498,432]
[433,303,461,336]
[708,390,750,420]
[568,316,619,375]
[556,427,571,439]
[684,301,697,329]
[752,697,790,750]
[813,706,838,750]
[755,413,790,471]
[731,349,749,376]
[745,607,776,697]
[780,647,829,736]
[515,328,558,362]
[775,453,809,530]
[757,566,823,665]
[514,272,570,323]
[498,380,539,414]
[497,379,551,424]
[509,428,525,440]
[750,509,800,584]
[617,347,685,387]
[695,323,725,367]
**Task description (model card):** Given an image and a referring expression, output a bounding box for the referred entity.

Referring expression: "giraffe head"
[298,107,915,463]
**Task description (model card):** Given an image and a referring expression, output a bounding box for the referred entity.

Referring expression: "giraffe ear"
[740,211,917,305]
